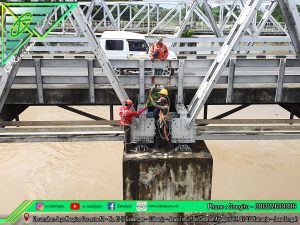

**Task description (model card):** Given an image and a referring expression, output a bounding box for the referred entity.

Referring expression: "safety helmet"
[159,89,168,96]
[124,99,133,106]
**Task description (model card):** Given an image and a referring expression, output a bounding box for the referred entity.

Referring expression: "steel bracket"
[171,117,195,143]
[131,117,155,143]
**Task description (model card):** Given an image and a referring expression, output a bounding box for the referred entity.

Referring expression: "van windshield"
[128,39,148,52]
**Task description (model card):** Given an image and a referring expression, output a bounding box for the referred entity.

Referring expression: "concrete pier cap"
[123,141,213,224]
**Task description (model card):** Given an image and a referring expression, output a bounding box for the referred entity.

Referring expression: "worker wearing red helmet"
[119,99,146,126]
[119,99,146,149]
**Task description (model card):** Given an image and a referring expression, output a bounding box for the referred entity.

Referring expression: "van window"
[106,40,124,50]
[128,39,148,52]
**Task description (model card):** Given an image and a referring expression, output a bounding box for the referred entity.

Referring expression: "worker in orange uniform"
[150,38,169,61]
[150,38,169,75]
[119,99,146,151]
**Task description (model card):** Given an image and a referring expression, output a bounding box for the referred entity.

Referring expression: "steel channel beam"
[196,119,300,124]
[177,60,185,104]
[87,59,96,103]
[11,75,300,87]
[275,58,286,103]
[197,125,300,131]
[139,60,145,104]
[0,127,122,133]
[195,133,300,140]
[34,59,44,104]
[28,45,295,52]
[0,135,124,143]
[1,120,120,127]
[226,59,236,103]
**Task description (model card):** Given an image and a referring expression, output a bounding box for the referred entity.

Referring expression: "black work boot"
[152,136,161,152]
[168,141,175,154]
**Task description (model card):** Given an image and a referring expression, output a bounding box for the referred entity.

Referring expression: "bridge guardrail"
[0,36,291,55]
[1,58,300,89]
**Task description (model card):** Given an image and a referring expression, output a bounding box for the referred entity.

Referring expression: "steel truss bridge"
[1,0,300,145]
[41,0,292,36]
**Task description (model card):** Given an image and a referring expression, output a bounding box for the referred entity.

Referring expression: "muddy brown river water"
[0,105,300,215]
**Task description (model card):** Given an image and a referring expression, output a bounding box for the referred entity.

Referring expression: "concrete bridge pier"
[123,141,213,224]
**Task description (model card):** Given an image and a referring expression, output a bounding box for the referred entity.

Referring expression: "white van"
[100,31,177,75]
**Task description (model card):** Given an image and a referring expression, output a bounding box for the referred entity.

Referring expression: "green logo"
[1,2,78,65]
[10,12,33,38]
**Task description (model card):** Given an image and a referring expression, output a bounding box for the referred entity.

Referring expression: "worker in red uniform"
[119,99,146,150]
[149,37,169,61]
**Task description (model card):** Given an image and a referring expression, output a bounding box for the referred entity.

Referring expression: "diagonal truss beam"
[134,5,157,29]
[187,0,263,125]
[122,5,147,31]
[59,106,105,120]
[246,0,278,52]
[257,1,279,32]
[220,0,239,31]
[0,7,52,114]
[171,0,201,46]
[277,0,300,59]
[96,0,119,30]
[163,8,181,29]
[93,5,117,32]
[222,2,254,35]
[149,4,179,34]
[194,7,213,31]
[269,16,289,35]
[86,0,96,21]
[72,6,128,103]
[0,61,22,114]
[92,5,103,20]
[203,0,223,37]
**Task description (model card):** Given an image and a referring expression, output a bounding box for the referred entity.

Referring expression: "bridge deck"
[1,58,300,105]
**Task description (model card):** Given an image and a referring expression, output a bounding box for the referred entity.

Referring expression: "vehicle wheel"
[114,68,124,75]
[162,68,174,76]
